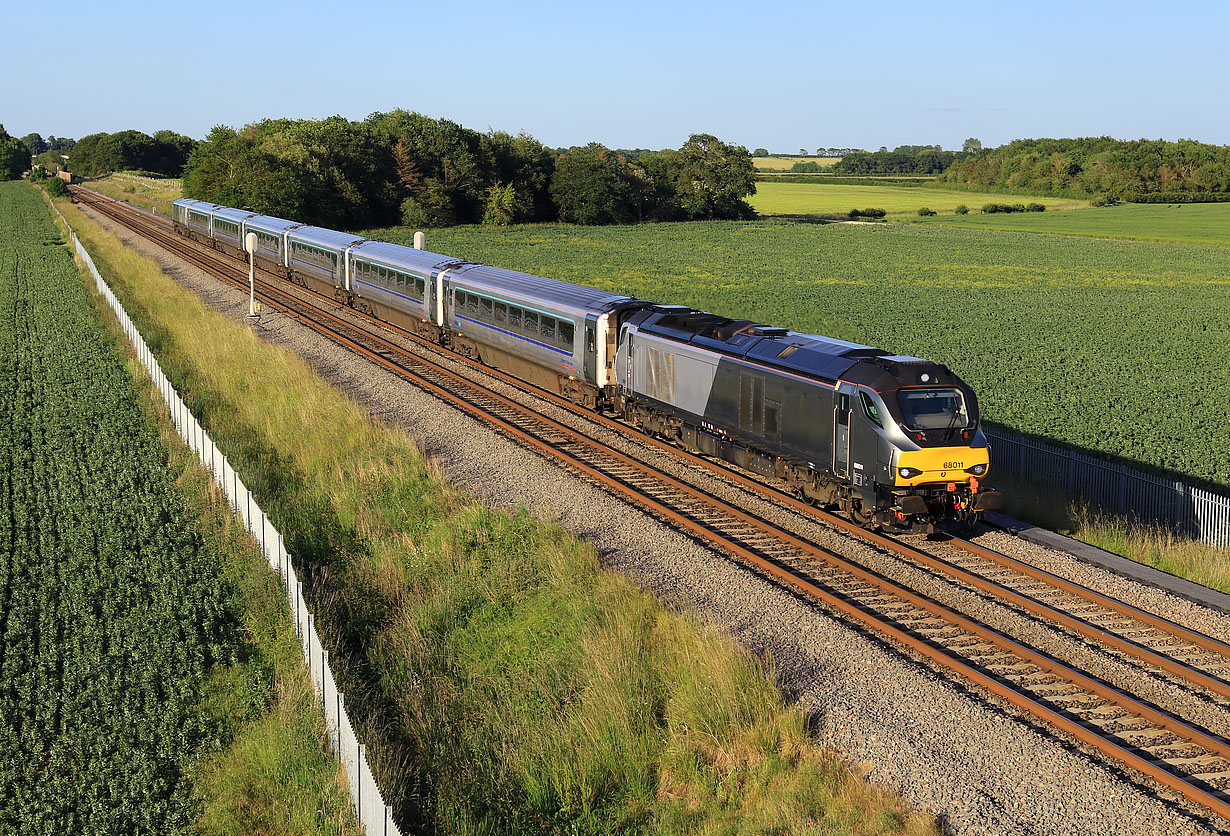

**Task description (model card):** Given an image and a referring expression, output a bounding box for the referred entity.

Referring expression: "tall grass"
[46,190,358,835]
[58,196,936,835]
[997,471,1230,594]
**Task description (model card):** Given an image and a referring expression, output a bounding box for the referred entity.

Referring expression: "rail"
[70,187,1230,822]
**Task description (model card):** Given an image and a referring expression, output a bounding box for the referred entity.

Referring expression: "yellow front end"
[893,445,990,488]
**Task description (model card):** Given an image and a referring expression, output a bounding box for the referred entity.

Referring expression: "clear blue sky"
[4,0,1227,151]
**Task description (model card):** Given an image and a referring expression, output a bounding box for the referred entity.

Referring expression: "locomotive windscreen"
[897,388,969,430]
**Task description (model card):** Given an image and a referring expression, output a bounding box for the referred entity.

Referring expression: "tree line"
[832,146,958,175]
[181,111,756,230]
[65,130,198,178]
[939,137,1230,200]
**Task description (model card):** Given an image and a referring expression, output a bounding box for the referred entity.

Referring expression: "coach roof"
[451,262,635,316]
[350,239,464,275]
[286,225,367,252]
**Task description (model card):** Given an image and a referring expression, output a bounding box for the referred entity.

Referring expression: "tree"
[482,182,518,225]
[151,130,198,175]
[549,144,639,225]
[752,148,769,157]
[799,148,807,156]
[962,137,982,153]
[20,133,47,155]
[391,139,423,197]
[671,134,757,220]
[0,125,27,180]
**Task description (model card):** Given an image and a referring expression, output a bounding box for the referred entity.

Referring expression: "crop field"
[753,155,841,171]
[750,181,1087,217]
[368,219,1230,487]
[0,183,236,833]
[921,201,1230,246]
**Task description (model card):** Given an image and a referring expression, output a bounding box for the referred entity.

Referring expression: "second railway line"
[72,186,1230,827]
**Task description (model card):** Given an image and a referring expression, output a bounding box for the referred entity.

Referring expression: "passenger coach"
[442,263,646,408]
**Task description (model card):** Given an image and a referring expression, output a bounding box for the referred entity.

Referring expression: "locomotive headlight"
[898,467,923,479]
[965,464,987,476]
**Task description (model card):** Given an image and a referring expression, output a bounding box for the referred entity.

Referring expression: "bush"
[1025,202,1046,212]
[848,207,887,219]
[45,177,69,198]
[790,161,822,173]
[917,207,936,216]
[981,202,1027,214]
[954,204,968,214]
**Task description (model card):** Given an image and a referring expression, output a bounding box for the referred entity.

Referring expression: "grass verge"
[83,172,183,216]
[42,187,357,836]
[995,471,1230,594]
[55,196,937,835]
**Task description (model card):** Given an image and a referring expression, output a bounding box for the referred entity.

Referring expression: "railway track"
[71,186,1230,823]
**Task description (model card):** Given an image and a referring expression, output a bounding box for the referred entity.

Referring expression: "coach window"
[541,316,556,341]
[480,297,492,320]
[495,302,507,323]
[524,311,538,335]
[860,392,883,428]
[560,321,575,348]
[467,294,480,315]
[508,306,522,328]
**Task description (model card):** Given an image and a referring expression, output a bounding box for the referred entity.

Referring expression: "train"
[171,197,1001,532]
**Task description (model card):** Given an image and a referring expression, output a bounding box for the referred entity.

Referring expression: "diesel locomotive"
[171,197,1000,531]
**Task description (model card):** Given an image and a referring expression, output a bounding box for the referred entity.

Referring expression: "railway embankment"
[62,188,1230,836]
[55,194,937,836]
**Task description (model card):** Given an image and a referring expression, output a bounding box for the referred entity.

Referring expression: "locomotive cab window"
[897,388,969,430]
[860,391,883,428]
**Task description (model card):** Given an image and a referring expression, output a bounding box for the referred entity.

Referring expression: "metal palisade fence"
[985,427,1230,550]
[64,222,402,836]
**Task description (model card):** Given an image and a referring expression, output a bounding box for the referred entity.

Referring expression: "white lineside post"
[413,231,424,250]
[244,231,259,317]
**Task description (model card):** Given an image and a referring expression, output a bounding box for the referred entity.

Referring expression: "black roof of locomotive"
[635,308,963,392]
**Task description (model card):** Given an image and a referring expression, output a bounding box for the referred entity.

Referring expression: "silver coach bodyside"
[242,214,303,269]
[445,263,633,387]
[285,226,366,292]
[171,197,204,227]
[210,206,256,251]
[182,200,222,240]
[348,240,461,324]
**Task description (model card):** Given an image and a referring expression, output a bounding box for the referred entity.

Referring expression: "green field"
[750,181,1087,217]
[0,183,235,831]
[921,201,1230,246]
[753,155,841,171]
[366,219,1230,487]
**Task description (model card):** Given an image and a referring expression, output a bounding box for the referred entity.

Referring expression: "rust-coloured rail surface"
[71,187,1230,822]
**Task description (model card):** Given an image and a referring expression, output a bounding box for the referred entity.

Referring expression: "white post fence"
[61,216,401,836]
[985,427,1230,549]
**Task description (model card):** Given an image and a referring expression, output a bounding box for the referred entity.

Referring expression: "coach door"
[833,383,854,478]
